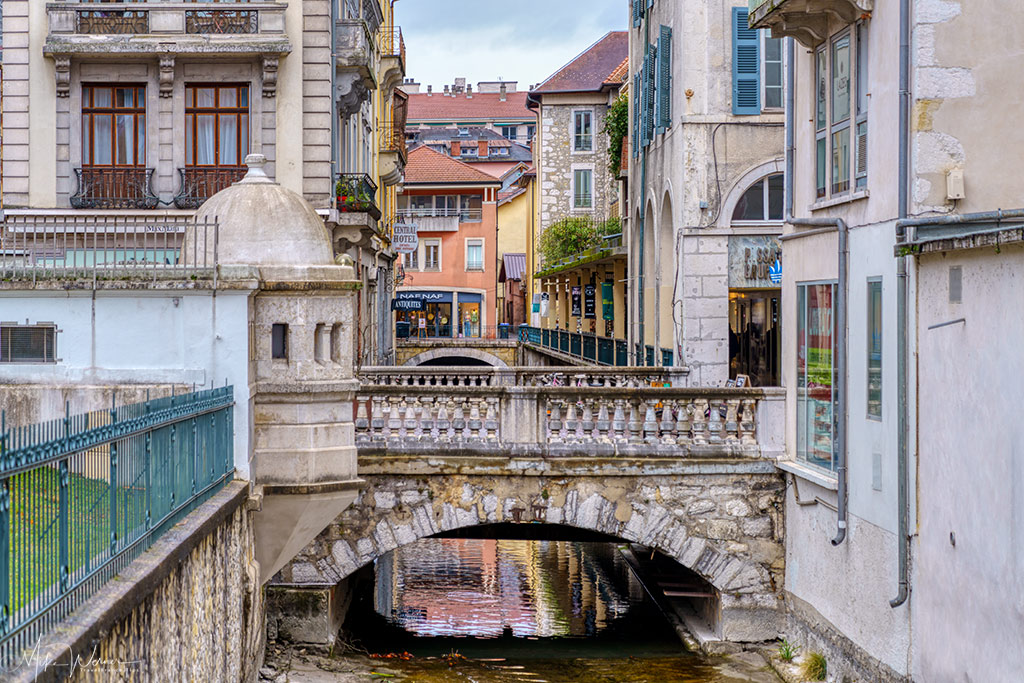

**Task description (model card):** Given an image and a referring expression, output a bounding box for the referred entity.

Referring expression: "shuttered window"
[657,25,672,130]
[632,0,642,28]
[732,7,760,115]
[633,72,642,156]
[644,44,657,143]
[0,325,57,363]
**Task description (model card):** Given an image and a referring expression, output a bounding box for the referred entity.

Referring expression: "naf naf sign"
[392,223,419,254]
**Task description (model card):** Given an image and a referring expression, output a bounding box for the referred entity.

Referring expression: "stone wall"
[20,482,264,683]
[276,459,786,642]
[395,340,518,366]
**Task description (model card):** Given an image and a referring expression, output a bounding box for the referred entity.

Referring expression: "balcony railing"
[70,168,159,210]
[0,388,234,666]
[77,9,149,34]
[379,27,405,66]
[185,9,259,34]
[519,325,673,368]
[380,125,407,162]
[0,215,219,280]
[397,207,482,223]
[336,173,382,221]
[173,166,247,210]
[355,368,783,458]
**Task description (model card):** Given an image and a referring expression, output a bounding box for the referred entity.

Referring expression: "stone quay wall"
[19,482,264,683]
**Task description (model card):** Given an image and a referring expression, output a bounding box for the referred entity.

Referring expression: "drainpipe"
[784,217,849,546]
[784,37,794,220]
[635,13,651,366]
[891,0,911,608]
[330,0,338,198]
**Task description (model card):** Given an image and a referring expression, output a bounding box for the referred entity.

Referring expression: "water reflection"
[375,539,645,638]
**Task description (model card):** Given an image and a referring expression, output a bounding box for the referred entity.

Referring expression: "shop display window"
[796,282,837,471]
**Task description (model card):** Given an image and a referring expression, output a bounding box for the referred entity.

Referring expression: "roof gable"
[532,31,629,94]
[404,146,502,185]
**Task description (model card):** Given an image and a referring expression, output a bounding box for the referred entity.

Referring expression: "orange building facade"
[395,146,502,339]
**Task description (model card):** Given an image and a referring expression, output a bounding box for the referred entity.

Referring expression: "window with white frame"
[424,239,441,271]
[404,248,419,271]
[573,110,593,151]
[732,173,785,222]
[465,239,484,271]
[502,126,518,140]
[572,168,593,209]
[815,23,868,200]
[867,278,882,419]
[761,33,783,110]
[1,324,57,363]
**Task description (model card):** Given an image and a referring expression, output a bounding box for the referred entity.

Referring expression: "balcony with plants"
[535,216,625,278]
[335,174,382,221]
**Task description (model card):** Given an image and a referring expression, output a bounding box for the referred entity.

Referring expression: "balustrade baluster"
[707,400,724,444]
[628,401,643,444]
[468,400,483,441]
[595,401,611,442]
[484,397,499,441]
[395,399,408,439]
[373,395,388,442]
[643,401,659,443]
[740,399,757,445]
[611,399,627,442]
[411,398,426,439]
[724,399,740,444]
[691,399,708,445]
[547,401,563,443]
[452,401,467,441]
[579,401,593,442]
[564,401,579,443]
[675,400,692,446]
[659,401,676,445]
[355,395,369,443]
[436,400,451,442]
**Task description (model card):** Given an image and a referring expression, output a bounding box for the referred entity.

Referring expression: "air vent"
[949,266,962,304]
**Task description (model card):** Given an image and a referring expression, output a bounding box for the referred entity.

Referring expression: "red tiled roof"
[532,32,629,94]
[405,146,502,185]
[407,91,534,122]
[606,57,629,85]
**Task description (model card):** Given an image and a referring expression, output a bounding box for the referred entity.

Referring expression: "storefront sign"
[571,286,582,317]
[728,236,782,288]
[392,298,424,311]
[392,223,419,254]
[584,284,597,319]
[395,290,453,303]
[601,282,615,321]
[540,292,550,317]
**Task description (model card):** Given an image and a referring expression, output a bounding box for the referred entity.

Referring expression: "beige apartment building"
[0,0,406,364]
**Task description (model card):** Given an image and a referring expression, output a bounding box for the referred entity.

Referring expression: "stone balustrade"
[357,365,682,388]
[355,371,784,459]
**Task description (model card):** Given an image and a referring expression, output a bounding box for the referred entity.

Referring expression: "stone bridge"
[395,338,519,366]
[273,367,787,644]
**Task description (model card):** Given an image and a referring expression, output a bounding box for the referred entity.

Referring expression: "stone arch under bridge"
[278,463,785,642]
[402,347,510,367]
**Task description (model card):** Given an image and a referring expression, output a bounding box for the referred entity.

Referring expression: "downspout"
[784,38,794,220]
[785,217,849,545]
[330,0,338,201]
[636,10,652,365]
[891,0,911,608]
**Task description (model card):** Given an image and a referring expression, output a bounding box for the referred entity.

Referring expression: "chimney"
[444,85,450,96]
[454,77,466,93]
[451,141,461,156]
[466,84,473,98]
[479,140,488,156]
[427,84,432,96]
[499,83,507,101]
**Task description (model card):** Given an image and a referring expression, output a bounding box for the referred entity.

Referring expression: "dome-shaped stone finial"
[239,153,273,184]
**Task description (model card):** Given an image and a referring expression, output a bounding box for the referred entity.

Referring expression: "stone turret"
[191,154,363,583]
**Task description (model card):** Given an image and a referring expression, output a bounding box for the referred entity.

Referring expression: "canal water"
[342,538,779,682]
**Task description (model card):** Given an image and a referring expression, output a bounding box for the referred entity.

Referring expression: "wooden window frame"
[185,83,250,168]
[82,84,147,168]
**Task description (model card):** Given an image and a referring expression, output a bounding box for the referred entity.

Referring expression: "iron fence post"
[144,399,152,530]
[109,399,118,555]
[191,416,197,496]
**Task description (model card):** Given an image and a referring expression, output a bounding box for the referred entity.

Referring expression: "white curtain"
[219,115,237,165]
[94,115,112,165]
[197,115,216,165]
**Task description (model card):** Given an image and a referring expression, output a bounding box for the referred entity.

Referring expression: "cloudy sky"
[395,0,626,90]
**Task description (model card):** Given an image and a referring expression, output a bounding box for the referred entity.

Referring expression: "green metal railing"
[518,325,675,368]
[0,387,234,666]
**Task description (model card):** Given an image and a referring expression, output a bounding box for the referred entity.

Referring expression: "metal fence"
[0,215,219,282]
[0,387,234,668]
[518,325,674,367]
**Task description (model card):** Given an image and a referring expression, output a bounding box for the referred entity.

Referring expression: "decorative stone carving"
[54,57,71,98]
[336,72,370,117]
[262,56,279,98]
[159,56,175,98]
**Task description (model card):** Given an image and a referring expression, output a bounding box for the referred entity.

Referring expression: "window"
[732,173,784,222]
[573,111,593,151]
[0,325,56,363]
[82,85,146,167]
[436,195,458,216]
[797,283,837,471]
[731,8,759,115]
[271,323,288,359]
[502,126,518,140]
[526,125,535,141]
[495,147,509,156]
[762,33,783,110]
[573,169,593,209]
[867,278,882,420]
[424,239,441,271]
[461,145,478,157]
[460,194,482,222]
[815,24,868,200]
[657,25,673,129]
[404,248,419,271]
[466,239,484,271]
[185,85,249,167]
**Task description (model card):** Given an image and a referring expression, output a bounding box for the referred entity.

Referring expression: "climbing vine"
[603,93,629,177]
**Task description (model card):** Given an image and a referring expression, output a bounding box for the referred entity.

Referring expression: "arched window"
[731,173,784,222]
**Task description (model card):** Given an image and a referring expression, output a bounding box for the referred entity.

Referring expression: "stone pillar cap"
[240,154,274,184]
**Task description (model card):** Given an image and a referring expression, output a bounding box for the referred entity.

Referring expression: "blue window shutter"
[632,0,641,27]
[732,7,760,115]
[645,44,657,142]
[657,25,672,129]
[633,72,641,156]
[647,0,654,9]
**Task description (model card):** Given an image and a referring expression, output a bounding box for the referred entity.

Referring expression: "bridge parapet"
[355,370,784,459]
[358,365,678,387]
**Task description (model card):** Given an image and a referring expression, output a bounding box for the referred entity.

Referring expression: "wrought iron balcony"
[335,173,382,221]
[748,0,873,47]
[173,166,247,210]
[380,125,407,163]
[379,27,405,69]
[70,167,159,210]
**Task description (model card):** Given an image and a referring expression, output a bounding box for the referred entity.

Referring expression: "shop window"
[271,323,288,359]
[459,301,481,337]
[732,173,784,222]
[729,291,779,386]
[0,325,57,363]
[796,282,837,471]
[867,278,882,420]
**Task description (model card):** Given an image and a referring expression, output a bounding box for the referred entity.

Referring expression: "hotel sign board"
[392,223,419,254]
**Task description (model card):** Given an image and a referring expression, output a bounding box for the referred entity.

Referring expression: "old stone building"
[0,0,407,364]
